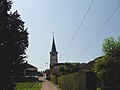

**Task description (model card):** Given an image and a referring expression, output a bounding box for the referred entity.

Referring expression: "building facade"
[50,36,59,75]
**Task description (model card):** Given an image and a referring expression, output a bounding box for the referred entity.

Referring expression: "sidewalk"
[39,76,59,90]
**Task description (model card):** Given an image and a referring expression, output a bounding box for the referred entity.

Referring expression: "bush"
[58,71,96,90]
[51,75,58,84]
[94,36,120,90]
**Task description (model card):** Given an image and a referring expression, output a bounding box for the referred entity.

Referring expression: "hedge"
[51,75,58,84]
[58,71,96,90]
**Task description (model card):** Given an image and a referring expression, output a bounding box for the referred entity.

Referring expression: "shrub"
[58,71,96,90]
[51,75,58,84]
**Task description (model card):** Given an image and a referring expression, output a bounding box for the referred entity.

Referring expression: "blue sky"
[11,0,120,71]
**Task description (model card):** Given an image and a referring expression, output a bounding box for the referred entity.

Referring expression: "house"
[16,62,38,82]
[24,62,38,76]
[79,60,95,71]
[79,56,103,71]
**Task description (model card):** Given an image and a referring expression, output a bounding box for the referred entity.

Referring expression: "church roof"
[51,36,57,52]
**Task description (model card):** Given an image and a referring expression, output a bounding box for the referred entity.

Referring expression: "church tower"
[50,36,58,74]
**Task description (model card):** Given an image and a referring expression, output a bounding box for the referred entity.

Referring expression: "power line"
[61,0,95,59]
[77,2,120,59]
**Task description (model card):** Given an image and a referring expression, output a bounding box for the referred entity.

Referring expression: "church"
[49,36,95,76]
[50,36,63,75]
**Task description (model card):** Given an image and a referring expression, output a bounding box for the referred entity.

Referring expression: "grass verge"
[97,88,102,90]
[15,82,42,90]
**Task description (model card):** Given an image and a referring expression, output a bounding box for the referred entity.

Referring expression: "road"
[39,74,59,90]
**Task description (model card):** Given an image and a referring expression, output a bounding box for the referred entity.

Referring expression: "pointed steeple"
[51,36,57,52]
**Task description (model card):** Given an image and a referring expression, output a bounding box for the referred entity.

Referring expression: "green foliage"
[59,62,80,75]
[15,82,42,90]
[58,72,96,90]
[97,88,102,90]
[51,75,58,84]
[94,56,120,90]
[0,0,28,89]
[102,36,120,59]
[93,36,120,90]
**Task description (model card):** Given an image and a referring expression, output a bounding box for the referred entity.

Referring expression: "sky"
[11,0,120,71]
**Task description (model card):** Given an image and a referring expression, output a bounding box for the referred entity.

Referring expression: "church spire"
[51,36,57,52]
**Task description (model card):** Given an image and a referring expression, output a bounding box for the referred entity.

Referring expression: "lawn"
[15,82,42,90]
[97,88,102,90]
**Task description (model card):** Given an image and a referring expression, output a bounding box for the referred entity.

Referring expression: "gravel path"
[39,76,59,90]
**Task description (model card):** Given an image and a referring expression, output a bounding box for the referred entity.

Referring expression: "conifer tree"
[0,0,29,89]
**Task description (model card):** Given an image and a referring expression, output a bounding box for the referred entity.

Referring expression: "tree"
[93,36,120,90]
[59,62,80,75]
[102,36,120,60]
[0,0,28,89]
[59,65,65,74]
